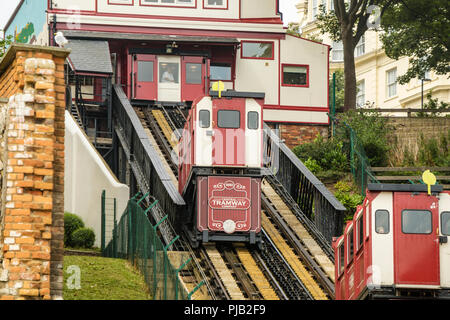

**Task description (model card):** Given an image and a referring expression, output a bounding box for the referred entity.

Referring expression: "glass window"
[186,63,202,84]
[402,210,432,234]
[358,217,364,249]
[247,111,259,130]
[142,0,195,5]
[204,0,226,8]
[210,63,231,81]
[208,0,223,4]
[241,42,274,59]
[338,243,344,274]
[442,212,450,236]
[159,62,179,83]
[199,110,210,128]
[218,110,240,129]
[283,65,308,86]
[356,80,365,107]
[347,227,354,263]
[375,210,389,234]
[386,68,397,98]
[355,34,365,57]
[332,41,343,62]
[137,61,154,82]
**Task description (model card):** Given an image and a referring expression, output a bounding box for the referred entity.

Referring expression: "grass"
[63,255,151,300]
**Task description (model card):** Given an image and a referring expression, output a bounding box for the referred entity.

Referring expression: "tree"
[0,35,13,59]
[380,0,450,84]
[317,0,394,111]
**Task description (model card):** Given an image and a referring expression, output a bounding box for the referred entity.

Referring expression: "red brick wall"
[267,123,329,149]
[0,45,69,300]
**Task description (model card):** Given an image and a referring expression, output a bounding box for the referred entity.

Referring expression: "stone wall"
[387,117,450,165]
[0,44,69,300]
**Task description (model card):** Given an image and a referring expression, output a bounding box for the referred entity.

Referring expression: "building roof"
[64,30,240,45]
[65,39,113,75]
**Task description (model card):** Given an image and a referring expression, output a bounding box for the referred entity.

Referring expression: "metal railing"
[263,123,347,243]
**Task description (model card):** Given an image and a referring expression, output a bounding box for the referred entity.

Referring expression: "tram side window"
[218,110,240,129]
[339,244,344,275]
[358,217,364,249]
[441,212,450,236]
[347,227,354,264]
[375,209,389,234]
[247,111,259,130]
[402,210,432,234]
[199,110,210,128]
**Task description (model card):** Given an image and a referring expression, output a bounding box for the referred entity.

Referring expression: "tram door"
[211,98,246,166]
[394,192,440,285]
[158,55,181,102]
[181,56,207,102]
[133,54,157,100]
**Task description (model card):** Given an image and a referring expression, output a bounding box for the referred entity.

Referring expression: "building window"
[141,0,196,7]
[186,63,202,84]
[204,0,227,9]
[402,210,432,234]
[210,63,232,81]
[241,41,274,60]
[355,34,365,57]
[356,80,365,107]
[218,110,240,129]
[109,0,134,5]
[331,41,343,62]
[386,68,397,98]
[312,0,318,19]
[330,0,334,11]
[159,62,179,83]
[137,61,154,82]
[282,64,309,87]
[247,111,259,130]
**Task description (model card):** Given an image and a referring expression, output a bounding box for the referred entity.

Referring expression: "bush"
[333,180,364,221]
[64,212,85,247]
[71,227,96,249]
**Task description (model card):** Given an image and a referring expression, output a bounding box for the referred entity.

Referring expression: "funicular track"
[130,102,337,301]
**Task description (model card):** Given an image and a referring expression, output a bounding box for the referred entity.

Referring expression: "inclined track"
[134,104,336,300]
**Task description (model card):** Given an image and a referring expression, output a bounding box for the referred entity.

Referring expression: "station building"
[4,0,331,147]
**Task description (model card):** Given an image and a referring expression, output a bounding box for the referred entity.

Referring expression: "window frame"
[240,40,275,60]
[375,209,390,234]
[210,62,232,82]
[401,209,432,235]
[109,0,134,5]
[331,41,344,62]
[281,64,310,88]
[217,110,241,129]
[356,79,365,108]
[198,110,210,128]
[203,0,228,9]
[140,0,197,8]
[386,67,397,98]
[357,214,364,252]
[338,241,345,276]
[347,226,354,265]
[185,62,202,84]
[441,211,450,236]
[247,111,259,130]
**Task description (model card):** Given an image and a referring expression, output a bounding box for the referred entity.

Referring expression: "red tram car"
[333,183,450,300]
[178,90,265,247]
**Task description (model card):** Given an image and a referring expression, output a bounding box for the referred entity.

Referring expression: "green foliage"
[417,91,450,117]
[71,228,96,249]
[0,35,13,59]
[416,131,450,167]
[333,180,364,220]
[381,0,450,84]
[336,110,392,167]
[330,69,345,112]
[293,134,349,181]
[64,212,85,247]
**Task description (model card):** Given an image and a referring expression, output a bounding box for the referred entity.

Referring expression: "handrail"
[263,123,346,242]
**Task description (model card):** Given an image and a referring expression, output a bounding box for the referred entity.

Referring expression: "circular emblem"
[223,220,236,234]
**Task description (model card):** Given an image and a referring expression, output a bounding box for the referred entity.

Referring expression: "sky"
[0,0,299,35]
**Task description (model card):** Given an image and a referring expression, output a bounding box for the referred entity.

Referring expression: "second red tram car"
[178,90,265,247]
[333,183,450,300]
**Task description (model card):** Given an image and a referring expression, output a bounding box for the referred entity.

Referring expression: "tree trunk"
[342,29,357,111]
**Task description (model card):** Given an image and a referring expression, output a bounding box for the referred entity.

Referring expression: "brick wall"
[0,44,69,300]
[267,123,330,149]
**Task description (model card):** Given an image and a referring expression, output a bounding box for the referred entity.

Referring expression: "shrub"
[333,180,364,221]
[71,227,96,249]
[64,212,84,247]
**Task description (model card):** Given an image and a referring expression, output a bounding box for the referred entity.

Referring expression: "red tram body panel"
[334,183,450,300]
[178,91,264,246]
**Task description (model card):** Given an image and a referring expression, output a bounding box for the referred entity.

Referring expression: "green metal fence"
[101,191,197,300]
[328,114,379,196]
